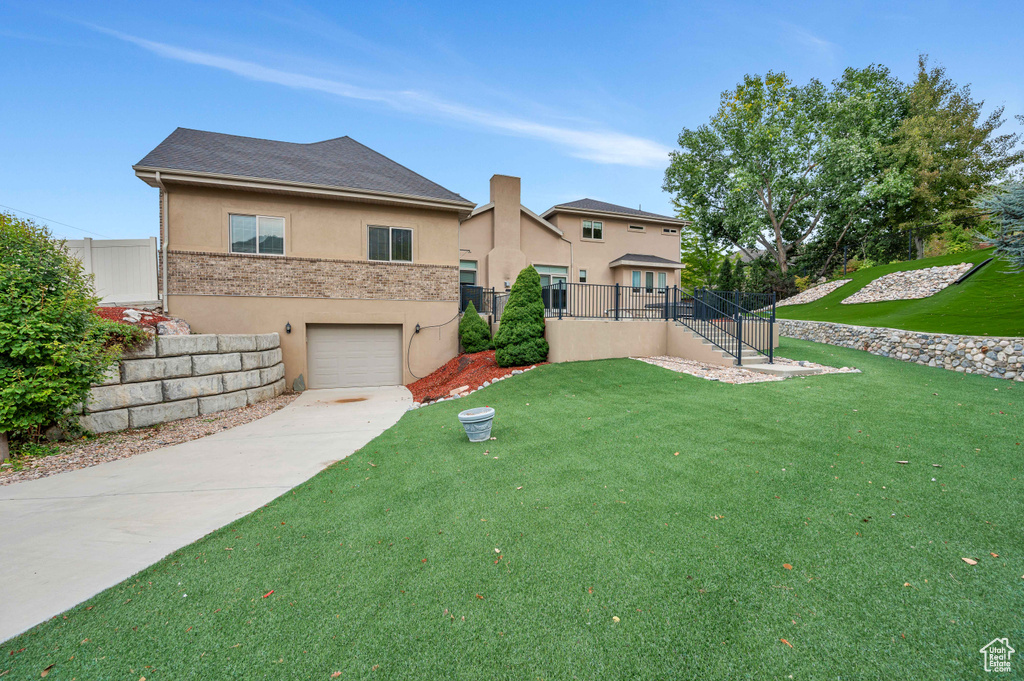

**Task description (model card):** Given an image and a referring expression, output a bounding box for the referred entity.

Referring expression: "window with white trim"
[579,269,587,283]
[230,214,284,255]
[663,227,679,235]
[368,226,413,262]
[632,270,641,291]
[582,220,603,240]
[645,271,655,292]
[628,224,645,233]
[459,260,477,285]
[657,272,667,290]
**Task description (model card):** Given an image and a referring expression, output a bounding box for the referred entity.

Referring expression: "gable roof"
[541,198,686,225]
[609,253,684,269]
[134,128,474,209]
[465,203,563,236]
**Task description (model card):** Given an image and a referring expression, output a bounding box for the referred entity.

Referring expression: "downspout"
[560,234,573,281]
[153,171,169,313]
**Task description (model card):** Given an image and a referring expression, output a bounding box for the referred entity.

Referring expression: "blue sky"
[1,1,1022,240]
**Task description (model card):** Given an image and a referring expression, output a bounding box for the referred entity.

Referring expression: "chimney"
[490,174,521,252]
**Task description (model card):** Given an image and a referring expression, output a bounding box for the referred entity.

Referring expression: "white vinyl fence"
[65,237,159,306]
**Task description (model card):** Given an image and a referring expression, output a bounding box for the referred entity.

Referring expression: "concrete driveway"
[0,386,411,643]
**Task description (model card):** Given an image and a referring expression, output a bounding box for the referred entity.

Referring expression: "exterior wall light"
[285,322,292,334]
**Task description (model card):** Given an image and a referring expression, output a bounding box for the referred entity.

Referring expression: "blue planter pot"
[457,407,495,442]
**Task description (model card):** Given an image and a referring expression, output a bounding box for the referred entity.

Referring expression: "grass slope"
[776,248,1024,336]
[3,343,1022,679]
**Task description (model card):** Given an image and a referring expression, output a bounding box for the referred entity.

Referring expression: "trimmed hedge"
[494,265,548,367]
[458,301,492,353]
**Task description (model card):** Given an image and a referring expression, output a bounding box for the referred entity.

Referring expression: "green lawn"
[4,341,1022,679]
[776,248,1024,336]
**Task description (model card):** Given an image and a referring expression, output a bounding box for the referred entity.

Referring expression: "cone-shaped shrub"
[494,265,548,367]
[458,301,492,353]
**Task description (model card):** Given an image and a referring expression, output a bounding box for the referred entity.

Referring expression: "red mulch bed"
[407,350,546,403]
[93,306,171,329]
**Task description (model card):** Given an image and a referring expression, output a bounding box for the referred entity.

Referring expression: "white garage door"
[306,324,403,389]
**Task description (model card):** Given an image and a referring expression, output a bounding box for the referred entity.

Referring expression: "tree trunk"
[0,432,9,463]
[915,237,925,260]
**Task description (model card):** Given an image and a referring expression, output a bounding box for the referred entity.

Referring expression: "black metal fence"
[460,285,496,314]
[534,282,775,365]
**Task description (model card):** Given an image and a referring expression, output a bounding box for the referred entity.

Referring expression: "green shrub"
[0,212,116,459]
[794,275,811,292]
[458,301,492,353]
[493,266,548,367]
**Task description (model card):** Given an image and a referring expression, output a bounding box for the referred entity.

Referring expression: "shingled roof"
[135,128,472,206]
[542,198,683,223]
[609,253,684,269]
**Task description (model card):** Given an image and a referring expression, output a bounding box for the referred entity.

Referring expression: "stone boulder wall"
[77,333,286,433]
[778,319,1023,382]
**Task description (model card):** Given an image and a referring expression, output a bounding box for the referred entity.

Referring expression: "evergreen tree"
[714,257,734,291]
[458,301,493,353]
[493,266,549,367]
[976,182,1024,271]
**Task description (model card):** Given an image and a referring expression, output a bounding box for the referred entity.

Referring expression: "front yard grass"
[4,339,1022,679]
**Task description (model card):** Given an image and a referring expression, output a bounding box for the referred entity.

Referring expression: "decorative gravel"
[0,393,298,486]
[841,263,972,304]
[776,279,852,307]
[632,356,861,384]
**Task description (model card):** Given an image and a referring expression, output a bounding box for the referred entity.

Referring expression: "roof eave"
[541,205,688,227]
[134,166,476,216]
[609,258,684,270]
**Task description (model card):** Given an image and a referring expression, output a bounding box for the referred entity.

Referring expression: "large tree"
[664,66,912,273]
[976,182,1024,271]
[885,56,1024,257]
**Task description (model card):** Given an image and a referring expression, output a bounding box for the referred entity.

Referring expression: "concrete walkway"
[0,386,411,642]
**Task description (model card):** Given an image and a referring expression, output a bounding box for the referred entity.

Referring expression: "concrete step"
[743,363,821,377]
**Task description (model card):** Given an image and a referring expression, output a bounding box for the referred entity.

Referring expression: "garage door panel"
[306,324,402,388]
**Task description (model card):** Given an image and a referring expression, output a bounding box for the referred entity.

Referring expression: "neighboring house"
[134,128,474,389]
[459,175,686,295]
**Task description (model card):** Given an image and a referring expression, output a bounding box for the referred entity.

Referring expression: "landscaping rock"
[122,338,156,359]
[777,279,851,307]
[192,353,243,375]
[255,333,281,351]
[93,364,121,386]
[241,348,283,370]
[162,375,223,401]
[292,373,306,392]
[842,263,971,304]
[157,334,218,357]
[79,409,130,434]
[87,381,163,412]
[246,383,277,405]
[121,356,192,383]
[129,399,198,428]
[222,369,261,393]
[778,319,1024,382]
[156,319,191,335]
[217,334,258,353]
[198,390,248,415]
[260,363,286,385]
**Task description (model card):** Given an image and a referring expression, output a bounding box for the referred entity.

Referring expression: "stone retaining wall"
[778,319,1023,381]
[77,333,286,433]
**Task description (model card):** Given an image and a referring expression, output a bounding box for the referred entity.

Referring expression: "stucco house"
[134,129,713,391]
[134,128,474,390]
[459,175,685,294]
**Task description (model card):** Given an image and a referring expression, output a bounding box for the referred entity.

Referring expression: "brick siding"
[168,250,458,302]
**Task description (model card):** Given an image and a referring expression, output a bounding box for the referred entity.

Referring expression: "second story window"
[628,224,645,233]
[582,220,603,240]
[368,226,413,262]
[230,214,284,255]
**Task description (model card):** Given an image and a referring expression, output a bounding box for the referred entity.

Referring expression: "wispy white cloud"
[781,22,838,61]
[96,27,671,167]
